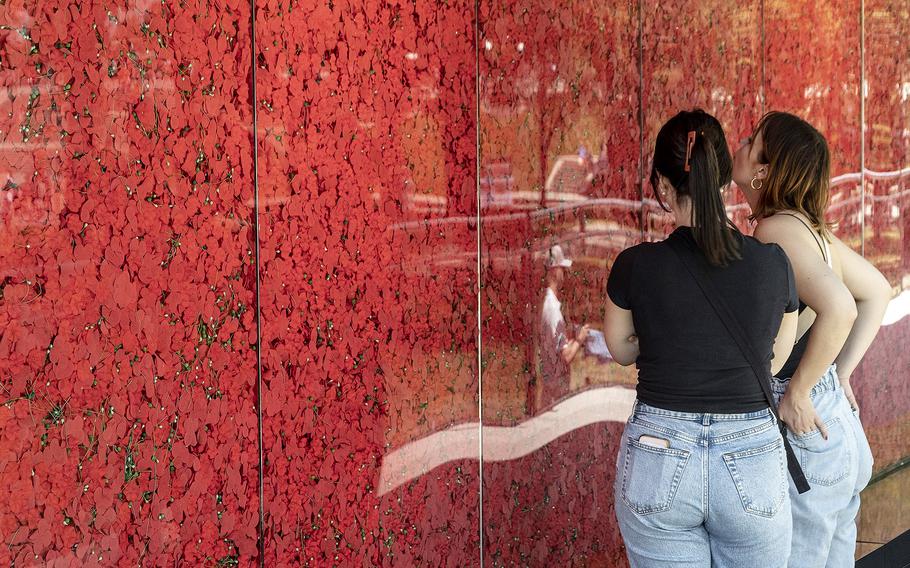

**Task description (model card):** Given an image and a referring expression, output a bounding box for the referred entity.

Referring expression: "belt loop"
[701,413,711,426]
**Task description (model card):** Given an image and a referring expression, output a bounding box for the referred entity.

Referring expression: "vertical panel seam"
[637,0,645,241]
[760,0,765,115]
[248,1,266,565]
[860,0,866,257]
[474,0,484,565]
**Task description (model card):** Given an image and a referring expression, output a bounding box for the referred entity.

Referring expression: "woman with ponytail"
[734,112,888,568]
[605,110,800,567]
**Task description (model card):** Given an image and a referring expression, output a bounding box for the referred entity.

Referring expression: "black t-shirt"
[607,226,799,413]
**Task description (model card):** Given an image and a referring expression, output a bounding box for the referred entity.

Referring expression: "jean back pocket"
[789,416,852,486]
[723,438,787,518]
[620,437,690,516]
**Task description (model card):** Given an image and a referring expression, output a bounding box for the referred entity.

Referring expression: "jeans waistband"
[771,363,839,397]
[632,400,774,423]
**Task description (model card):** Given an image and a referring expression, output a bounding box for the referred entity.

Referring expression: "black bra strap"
[777,212,828,264]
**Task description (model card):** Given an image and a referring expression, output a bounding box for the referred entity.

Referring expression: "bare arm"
[771,311,798,376]
[560,325,591,364]
[604,298,639,366]
[754,216,857,436]
[795,306,817,343]
[830,236,892,408]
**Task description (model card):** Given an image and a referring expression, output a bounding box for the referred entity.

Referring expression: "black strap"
[667,237,811,494]
[778,212,828,264]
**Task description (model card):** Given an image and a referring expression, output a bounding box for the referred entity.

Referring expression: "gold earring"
[750,177,763,190]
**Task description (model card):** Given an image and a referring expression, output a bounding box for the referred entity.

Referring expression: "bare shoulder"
[753,212,821,250]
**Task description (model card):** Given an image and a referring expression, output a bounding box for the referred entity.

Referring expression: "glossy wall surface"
[0,0,261,564]
[0,0,906,565]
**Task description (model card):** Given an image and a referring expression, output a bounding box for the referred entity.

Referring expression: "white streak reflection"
[378,386,636,496]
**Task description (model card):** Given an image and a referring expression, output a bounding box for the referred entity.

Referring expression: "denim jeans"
[772,365,874,568]
[614,401,792,568]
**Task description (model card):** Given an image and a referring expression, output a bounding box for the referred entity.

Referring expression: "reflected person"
[537,245,590,408]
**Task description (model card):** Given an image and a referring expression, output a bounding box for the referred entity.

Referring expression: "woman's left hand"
[779,388,828,439]
[839,374,859,413]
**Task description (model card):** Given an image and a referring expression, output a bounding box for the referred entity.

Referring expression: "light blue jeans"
[772,365,874,568]
[614,401,792,568]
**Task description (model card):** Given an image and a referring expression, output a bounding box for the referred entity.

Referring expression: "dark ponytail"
[651,109,741,266]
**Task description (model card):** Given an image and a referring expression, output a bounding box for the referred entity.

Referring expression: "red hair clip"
[684,130,696,172]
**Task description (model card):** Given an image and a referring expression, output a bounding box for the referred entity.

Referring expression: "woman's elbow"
[854,271,892,307]
[832,293,858,327]
[873,275,893,306]
[613,353,636,366]
[605,341,636,366]
[814,289,857,331]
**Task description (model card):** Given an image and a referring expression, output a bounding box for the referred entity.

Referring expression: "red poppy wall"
[0,0,260,564]
[0,0,907,565]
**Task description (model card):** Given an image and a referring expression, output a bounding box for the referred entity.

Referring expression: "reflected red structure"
[0,0,907,565]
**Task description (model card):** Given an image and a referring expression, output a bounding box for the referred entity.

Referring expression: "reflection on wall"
[0,0,907,565]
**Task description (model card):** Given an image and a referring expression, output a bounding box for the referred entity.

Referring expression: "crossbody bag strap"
[666,237,811,494]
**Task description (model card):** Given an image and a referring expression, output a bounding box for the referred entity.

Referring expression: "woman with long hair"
[605,109,799,566]
[732,111,890,567]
